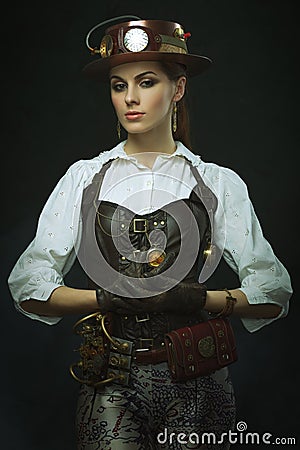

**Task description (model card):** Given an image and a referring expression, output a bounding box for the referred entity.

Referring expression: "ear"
[173,76,187,102]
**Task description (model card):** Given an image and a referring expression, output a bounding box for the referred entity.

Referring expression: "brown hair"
[158,62,192,150]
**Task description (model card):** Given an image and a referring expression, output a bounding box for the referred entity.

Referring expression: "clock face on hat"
[123,28,149,52]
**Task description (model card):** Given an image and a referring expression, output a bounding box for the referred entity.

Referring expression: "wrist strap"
[216,289,237,317]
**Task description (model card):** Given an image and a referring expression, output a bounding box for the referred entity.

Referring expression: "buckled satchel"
[164,317,237,382]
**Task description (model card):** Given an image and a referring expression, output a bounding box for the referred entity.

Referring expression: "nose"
[124,84,140,105]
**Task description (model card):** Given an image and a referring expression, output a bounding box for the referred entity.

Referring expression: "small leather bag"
[164,317,237,382]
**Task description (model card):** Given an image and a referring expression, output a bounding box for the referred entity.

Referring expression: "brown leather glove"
[95,289,135,315]
[96,252,174,314]
[96,252,206,315]
[126,281,207,314]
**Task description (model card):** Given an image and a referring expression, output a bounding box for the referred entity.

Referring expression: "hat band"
[159,43,187,54]
[99,26,188,58]
[159,34,187,52]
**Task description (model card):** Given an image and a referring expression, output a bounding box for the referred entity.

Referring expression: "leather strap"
[134,347,167,365]
[208,318,236,365]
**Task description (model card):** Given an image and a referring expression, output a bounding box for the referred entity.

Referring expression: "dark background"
[1,0,299,449]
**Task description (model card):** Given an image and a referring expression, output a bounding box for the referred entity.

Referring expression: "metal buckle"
[136,338,154,351]
[133,218,147,233]
[135,314,150,322]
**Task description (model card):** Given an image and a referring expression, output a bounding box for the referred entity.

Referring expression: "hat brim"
[82,52,212,82]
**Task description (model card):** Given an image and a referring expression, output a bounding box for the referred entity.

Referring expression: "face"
[110,61,186,136]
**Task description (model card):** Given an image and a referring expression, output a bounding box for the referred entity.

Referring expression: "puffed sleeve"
[200,163,293,333]
[7,158,101,325]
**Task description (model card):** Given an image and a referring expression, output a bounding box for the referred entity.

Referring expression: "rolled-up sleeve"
[201,163,293,332]
[7,159,100,324]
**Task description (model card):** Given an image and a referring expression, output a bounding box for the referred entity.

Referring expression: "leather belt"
[134,347,167,365]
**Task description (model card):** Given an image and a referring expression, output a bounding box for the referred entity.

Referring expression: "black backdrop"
[1,1,299,449]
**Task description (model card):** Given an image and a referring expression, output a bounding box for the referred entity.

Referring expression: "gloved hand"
[127,281,207,314]
[95,288,136,315]
[96,252,207,315]
[96,252,173,314]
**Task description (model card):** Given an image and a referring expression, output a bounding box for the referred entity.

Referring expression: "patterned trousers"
[76,362,236,450]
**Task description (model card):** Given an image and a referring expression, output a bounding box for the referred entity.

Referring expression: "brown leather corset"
[79,159,217,348]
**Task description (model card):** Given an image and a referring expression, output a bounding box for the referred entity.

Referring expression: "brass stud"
[119,358,127,367]
[109,356,119,366]
[185,339,191,347]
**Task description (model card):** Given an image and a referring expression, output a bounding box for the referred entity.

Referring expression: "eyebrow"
[110,71,158,82]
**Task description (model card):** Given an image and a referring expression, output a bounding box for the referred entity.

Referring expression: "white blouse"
[7,141,292,332]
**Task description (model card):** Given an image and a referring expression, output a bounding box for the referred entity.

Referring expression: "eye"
[140,79,156,88]
[111,82,127,92]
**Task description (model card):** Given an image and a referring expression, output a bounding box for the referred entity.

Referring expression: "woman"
[8,17,292,450]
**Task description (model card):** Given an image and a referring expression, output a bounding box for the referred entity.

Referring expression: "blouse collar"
[100,140,202,167]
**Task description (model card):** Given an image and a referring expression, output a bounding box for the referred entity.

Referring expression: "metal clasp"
[133,218,147,233]
[135,314,150,322]
[136,338,154,351]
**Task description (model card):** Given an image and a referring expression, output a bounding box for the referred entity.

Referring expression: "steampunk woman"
[8,16,292,450]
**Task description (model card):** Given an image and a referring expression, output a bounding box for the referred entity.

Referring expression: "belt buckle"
[135,313,150,322]
[133,218,147,233]
[136,338,154,352]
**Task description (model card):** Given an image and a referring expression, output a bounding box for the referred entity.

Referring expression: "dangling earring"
[117,120,121,139]
[172,103,177,133]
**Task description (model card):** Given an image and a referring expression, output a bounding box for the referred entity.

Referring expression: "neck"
[124,130,176,156]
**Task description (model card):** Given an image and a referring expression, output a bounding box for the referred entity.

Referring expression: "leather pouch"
[164,317,237,382]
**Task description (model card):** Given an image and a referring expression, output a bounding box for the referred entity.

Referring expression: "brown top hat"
[83,18,212,81]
